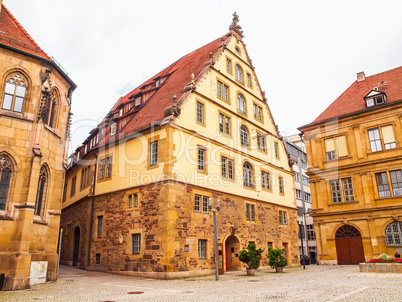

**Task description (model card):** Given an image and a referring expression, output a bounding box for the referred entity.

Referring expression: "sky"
[4,0,402,153]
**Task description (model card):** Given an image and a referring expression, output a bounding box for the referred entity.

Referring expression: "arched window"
[0,155,13,211]
[35,165,48,216]
[385,221,402,246]
[240,125,249,147]
[237,94,246,114]
[2,73,27,113]
[243,162,253,188]
[235,64,243,84]
[45,89,58,128]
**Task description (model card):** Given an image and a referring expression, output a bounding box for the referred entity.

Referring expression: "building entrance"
[335,225,365,265]
[225,235,241,271]
[73,227,80,266]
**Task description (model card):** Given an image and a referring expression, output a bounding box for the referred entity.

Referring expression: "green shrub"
[267,248,288,269]
[239,244,264,269]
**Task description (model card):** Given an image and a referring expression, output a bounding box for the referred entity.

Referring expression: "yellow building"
[299,67,402,264]
[60,13,298,278]
[0,4,76,290]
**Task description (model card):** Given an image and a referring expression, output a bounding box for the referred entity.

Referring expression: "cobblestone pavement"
[1,265,402,302]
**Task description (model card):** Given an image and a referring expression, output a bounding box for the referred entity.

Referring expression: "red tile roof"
[0,4,52,61]
[97,34,229,146]
[303,66,402,127]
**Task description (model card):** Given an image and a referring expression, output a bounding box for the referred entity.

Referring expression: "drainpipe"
[87,155,97,267]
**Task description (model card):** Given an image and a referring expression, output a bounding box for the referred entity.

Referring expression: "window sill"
[97,177,112,183]
[146,164,159,171]
[43,124,61,139]
[328,200,359,206]
[367,147,401,156]
[375,196,401,202]
[33,216,49,225]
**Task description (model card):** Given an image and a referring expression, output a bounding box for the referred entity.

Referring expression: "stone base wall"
[359,263,402,273]
[60,181,299,277]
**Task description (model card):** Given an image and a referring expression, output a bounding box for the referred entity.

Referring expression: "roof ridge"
[1,4,52,61]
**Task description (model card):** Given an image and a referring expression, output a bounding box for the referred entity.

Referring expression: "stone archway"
[335,225,365,265]
[225,235,241,271]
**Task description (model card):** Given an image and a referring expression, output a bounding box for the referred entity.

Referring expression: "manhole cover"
[127,291,144,295]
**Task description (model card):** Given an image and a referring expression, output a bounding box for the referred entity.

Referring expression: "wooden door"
[73,227,80,266]
[335,225,365,265]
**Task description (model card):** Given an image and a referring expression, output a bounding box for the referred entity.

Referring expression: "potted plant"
[268,248,288,272]
[239,243,264,275]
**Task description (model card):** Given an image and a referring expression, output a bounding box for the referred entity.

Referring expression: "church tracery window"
[35,165,48,216]
[2,73,28,113]
[0,155,13,211]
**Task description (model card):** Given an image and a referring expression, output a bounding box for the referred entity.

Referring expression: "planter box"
[359,262,402,274]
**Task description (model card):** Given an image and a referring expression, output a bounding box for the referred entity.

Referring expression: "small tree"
[268,248,288,269]
[239,244,264,269]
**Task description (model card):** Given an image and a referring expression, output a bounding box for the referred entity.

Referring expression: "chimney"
[357,71,365,82]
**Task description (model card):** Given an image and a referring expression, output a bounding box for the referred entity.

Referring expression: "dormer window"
[155,79,160,87]
[364,89,386,108]
[119,108,123,116]
[110,123,117,136]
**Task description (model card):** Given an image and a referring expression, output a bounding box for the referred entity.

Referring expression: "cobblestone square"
[1,265,401,301]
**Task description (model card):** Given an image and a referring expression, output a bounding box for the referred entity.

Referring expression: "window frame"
[274,142,280,159]
[261,169,271,191]
[132,233,141,255]
[329,177,355,203]
[237,93,247,115]
[247,73,252,88]
[278,176,284,195]
[97,215,103,238]
[385,221,402,246]
[221,155,234,181]
[196,100,205,126]
[198,239,207,259]
[243,162,254,189]
[240,125,250,148]
[235,64,244,85]
[257,132,267,153]
[368,125,397,152]
[2,73,28,113]
[218,111,231,137]
[253,103,263,123]
[217,79,230,104]
[226,57,232,74]
[324,135,349,160]
[149,140,158,167]
[197,146,207,174]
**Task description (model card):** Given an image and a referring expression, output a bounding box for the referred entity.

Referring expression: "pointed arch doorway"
[73,227,80,266]
[225,235,241,271]
[335,225,365,265]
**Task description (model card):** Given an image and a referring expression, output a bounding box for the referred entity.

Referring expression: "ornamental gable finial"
[229,12,244,39]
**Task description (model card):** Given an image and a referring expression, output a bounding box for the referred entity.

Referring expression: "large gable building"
[0,3,76,290]
[60,14,298,278]
[299,67,402,264]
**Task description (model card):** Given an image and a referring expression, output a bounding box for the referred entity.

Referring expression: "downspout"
[87,154,97,267]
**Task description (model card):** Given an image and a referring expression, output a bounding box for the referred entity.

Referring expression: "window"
[2,73,27,113]
[237,94,246,114]
[70,176,76,197]
[390,170,402,196]
[306,225,316,241]
[267,242,273,250]
[99,159,105,180]
[304,192,311,202]
[195,195,209,214]
[247,73,252,87]
[196,101,204,124]
[240,125,249,147]
[279,210,287,225]
[235,64,243,84]
[0,155,12,211]
[197,147,206,172]
[35,166,48,216]
[226,58,232,74]
[243,162,253,188]
[219,113,231,136]
[368,126,396,152]
[198,239,207,259]
[330,177,354,203]
[296,189,302,199]
[246,203,255,221]
[376,170,402,198]
[217,81,229,102]
[294,172,300,182]
[44,89,58,127]
[110,123,117,136]
[221,156,234,180]
[385,221,402,246]
[95,254,101,264]
[97,216,103,238]
[278,176,284,195]
[365,91,386,107]
[80,166,90,189]
[106,156,112,178]
[129,194,138,208]
[253,104,263,122]
[300,160,307,170]
[261,171,271,190]
[150,141,158,166]
[302,176,309,186]
[274,142,279,159]
[134,194,138,207]
[324,136,348,160]
[132,234,141,254]
[257,133,266,152]
[128,194,132,208]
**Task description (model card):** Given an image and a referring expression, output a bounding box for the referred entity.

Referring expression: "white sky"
[4,0,402,153]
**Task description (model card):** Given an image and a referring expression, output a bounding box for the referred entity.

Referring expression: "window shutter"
[381,125,395,144]
[325,139,335,152]
[336,136,348,157]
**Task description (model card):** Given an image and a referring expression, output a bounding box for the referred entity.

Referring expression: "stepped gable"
[0,4,52,61]
[100,34,228,145]
[308,66,402,126]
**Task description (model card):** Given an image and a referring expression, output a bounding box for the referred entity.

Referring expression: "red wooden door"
[335,225,365,265]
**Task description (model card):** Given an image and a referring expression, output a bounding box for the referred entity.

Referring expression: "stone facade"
[0,4,75,290]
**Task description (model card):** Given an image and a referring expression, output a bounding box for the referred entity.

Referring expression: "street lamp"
[298,221,306,270]
[209,198,220,281]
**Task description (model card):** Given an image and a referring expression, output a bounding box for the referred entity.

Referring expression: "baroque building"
[299,67,402,264]
[60,14,298,278]
[284,135,317,264]
[0,4,76,290]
